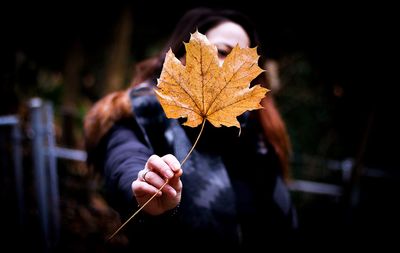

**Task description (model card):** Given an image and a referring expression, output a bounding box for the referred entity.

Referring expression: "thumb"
[168,168,183,193]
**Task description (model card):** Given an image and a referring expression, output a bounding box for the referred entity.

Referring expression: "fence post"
[29,98,50,251]
[44,102,60,246]
[0,115,25,231]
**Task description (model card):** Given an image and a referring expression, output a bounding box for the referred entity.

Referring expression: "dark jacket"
[88,84,297,250]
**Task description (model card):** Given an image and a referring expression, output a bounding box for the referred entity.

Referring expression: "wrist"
[138,203,180,224]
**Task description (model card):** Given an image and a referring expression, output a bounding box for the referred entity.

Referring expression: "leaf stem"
[180,119,206,166]
[107,119,206,241]
[107,180,169,241]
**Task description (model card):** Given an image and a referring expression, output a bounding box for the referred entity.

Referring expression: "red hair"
[84,89,132,156]
[259,97,292,180]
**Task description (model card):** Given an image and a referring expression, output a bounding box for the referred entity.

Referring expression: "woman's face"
[205,21,250,65]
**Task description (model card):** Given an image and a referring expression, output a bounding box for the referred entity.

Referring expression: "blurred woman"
[84,7,297,250]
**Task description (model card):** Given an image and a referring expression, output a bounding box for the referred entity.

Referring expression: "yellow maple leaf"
[154,31,269,129]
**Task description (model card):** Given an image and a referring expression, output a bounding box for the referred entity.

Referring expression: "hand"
[131,154,182,216]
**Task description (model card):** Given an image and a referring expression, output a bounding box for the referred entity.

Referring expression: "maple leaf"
[154,31,269,129]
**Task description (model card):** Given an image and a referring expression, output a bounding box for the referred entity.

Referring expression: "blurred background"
[1,1,398,251]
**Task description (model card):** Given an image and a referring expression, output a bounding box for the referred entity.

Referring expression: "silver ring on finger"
[142,169,150,183]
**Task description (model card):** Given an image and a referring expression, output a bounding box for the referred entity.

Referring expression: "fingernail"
[174,163,181,171]
[166,170,174,178]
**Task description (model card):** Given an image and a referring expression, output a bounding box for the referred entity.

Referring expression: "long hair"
[131,7,292,179]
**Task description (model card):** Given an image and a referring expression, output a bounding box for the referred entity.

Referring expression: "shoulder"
[83,81,161,154]
[84,88,133,154]
[129,82,169,129]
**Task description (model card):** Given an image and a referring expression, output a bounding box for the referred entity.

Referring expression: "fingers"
[168,176,182,195]
[132,180,163,198]
[161,154,183,195]
[161,154,181,174]
[141,170,177,197]
[146,155,175,179]
[146,154,182,179]
[138,154,182,197]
